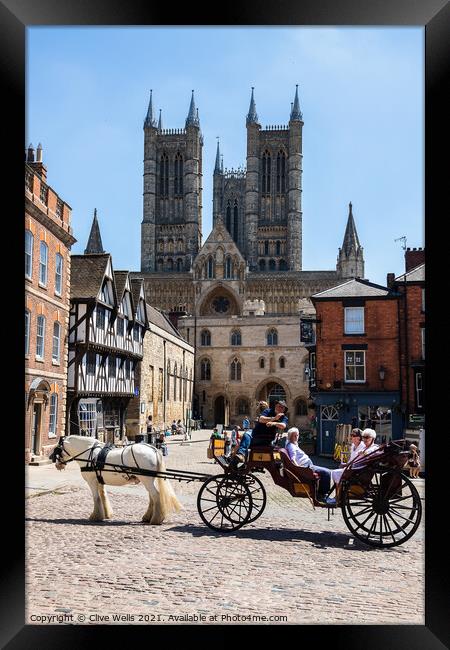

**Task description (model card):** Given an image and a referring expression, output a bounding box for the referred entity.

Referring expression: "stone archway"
[214,395,225,426]
[253,377,291,419]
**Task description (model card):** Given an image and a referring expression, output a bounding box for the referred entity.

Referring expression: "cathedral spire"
[214,138,221,173]
[290,84,302,121]
[144,89,157,129]
[84,208,104,254]
[158,109,162,132]
[186,90,200,127]
[341,201,361,256]
[246,87,259,125]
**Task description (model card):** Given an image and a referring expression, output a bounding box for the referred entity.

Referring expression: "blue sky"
[27,27,424,285]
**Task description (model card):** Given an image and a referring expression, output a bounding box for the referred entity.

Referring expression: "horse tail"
[155,450,183,517]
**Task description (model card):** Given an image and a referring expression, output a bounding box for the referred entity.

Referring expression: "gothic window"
[230,329,241,346]
[160,154,169,197]
[277,150,286,193]
[201,329,211,346]
[200,359,211,381]
[264,240,269,255]
[236,398,249,415]
[167,239,174,253]
[259,358,265,369]
[269,259,276,271]
[167,258,174,271]
[174,152,183,197]
[212,296,230,313]
[173,363,177,400]
[225,256,232,279]
[233,201,238,242]
[267,383,286,402]
[157,239,164,252]
[262,150,271,195]
[276,240,281,256]
[279,259,287,271]
[207,257,215,279]
[267,328,278,346]
[259,259,266,271]
[177,238,184,253]
[230,357,241,381]
[177,258,183,272]
[156,258,163,272]
[226,201,231,234]
[279,356,286,369]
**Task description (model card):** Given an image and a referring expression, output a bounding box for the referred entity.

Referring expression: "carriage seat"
[277,447,319,483]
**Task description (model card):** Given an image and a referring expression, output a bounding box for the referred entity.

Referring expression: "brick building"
[391,247,425,442]
[307,278,402,455]
[25,144,76,463]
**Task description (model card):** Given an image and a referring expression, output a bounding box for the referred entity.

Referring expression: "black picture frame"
[3,0,448,647]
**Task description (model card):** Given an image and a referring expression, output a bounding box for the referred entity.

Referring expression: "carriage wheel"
[197,475,253,532]
[244,474,267,524]
[341,469,422,548]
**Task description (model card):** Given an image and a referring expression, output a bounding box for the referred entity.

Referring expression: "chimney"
[405,247,425,272]
[27,142,47,182]
[386,273,395,289]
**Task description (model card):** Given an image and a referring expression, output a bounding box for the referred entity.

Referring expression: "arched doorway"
[259,382,287,406]
[214,395,225,426]
[28,378,51,457]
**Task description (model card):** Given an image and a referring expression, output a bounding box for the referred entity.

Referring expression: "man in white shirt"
[285,427,332,502]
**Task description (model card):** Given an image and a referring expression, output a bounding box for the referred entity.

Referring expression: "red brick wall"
[396,283,425,410]
[405,248,425,272]
[25,168,73,462]
[314,299,400,392]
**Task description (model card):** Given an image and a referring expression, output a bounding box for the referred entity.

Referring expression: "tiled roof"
[70,254,110,300]
[146,303,183,340]
[395,264,425,283]
[130,278,144,314]
[113,271,129,302]
[312,278,390,299]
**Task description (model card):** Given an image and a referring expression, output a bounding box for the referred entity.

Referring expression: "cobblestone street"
[25,431,425,626]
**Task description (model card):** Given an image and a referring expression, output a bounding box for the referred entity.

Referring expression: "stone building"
[25,144,76,463]
[131,88,367,427]
[126,304,195,437]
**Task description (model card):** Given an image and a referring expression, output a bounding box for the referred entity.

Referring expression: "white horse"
[53,435,182,524]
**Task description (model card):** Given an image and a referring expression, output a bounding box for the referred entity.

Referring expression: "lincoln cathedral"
[131,87,365,427]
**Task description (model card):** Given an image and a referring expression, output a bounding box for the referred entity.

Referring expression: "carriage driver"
[226,399,289,468]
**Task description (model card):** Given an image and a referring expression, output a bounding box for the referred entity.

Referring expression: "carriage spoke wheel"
[197,475,253,532]
[341,469,422,548]
[244,474,267,524]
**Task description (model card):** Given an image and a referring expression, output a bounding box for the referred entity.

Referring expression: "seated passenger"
[227,399,289,467]
[285,427,332,503]
[331,428,365,486]
[357,428,379,458]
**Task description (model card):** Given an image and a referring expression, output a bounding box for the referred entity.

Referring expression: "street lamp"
[378,365,386,389]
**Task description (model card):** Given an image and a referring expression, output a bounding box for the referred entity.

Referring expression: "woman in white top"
[331,428,365,486]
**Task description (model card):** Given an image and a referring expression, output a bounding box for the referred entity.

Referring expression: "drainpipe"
[163,340,166,427]
[403,276,410,430]
[396,292,403,437]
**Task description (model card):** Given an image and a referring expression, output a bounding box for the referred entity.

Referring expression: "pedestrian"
[224,433,231,457]
[146,415,153,434]
[285,427,332,503]
[171,420,178,435]
[242,415,250,431]
[407,444,421,478]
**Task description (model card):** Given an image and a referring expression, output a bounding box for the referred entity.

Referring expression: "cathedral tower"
[244,86,303,272]
[141,90,203,273]
[336,202,365,279]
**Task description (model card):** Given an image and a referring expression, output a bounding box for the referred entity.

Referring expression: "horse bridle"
[49,436,100,466]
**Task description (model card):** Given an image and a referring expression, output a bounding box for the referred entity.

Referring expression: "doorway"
[214,396,225,426]
[320,405,339,455]
[31,403,41,455]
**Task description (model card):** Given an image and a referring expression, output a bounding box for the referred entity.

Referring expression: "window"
[108,356,116,378]
[259,358,265,369]
[269,259,276,271]
[231,329,241,346]
[36,315,45,358]
[117,317,124,337]
[230,357,241,381]
[207,257,214,279]
[415,372,423,409]
[259,259,266,271]
[177,258,183,272]
[200,359,211,381]
[276,151,286,193]
[201,330,211,346]
[226,201,231,235]
[309,352,316,388]
[87,352,96,375]
[25,310,30,355]
[225,257,232,279]
[79,401,97,436]
[25,230,33,278]
[25,168,33,192]
[279,259,287,271]
[276,241,281,256]
[52,322,61,363]
[96,306,105,329]
[133,324,140,342]
[279,356,286,369]
[344,307,364,334]
[233,202,238,242]
[55,253,63,295]
[345,350,366,382]
[421,288,425,312]
[237,398,249,415]
[262,150,271,194]
[39,241,48,286]
[267,328,278,346]
[174,152,183,196]
[264,240,269,255]
[158,368,164,401]
[49,393,58,436]
[267,383,286,402]
[421,328,425,360]
[295,399,308,416]
[39,182,48,204]
[125,359,131,380]
[56,199,63,219]
[160,153,169,197]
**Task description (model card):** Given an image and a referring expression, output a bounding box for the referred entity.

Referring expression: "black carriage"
[197,440,422,548]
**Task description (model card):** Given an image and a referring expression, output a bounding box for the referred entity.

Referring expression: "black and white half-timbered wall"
[67,253,148,442]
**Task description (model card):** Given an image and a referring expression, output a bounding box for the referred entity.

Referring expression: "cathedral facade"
[131,88,365,428]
